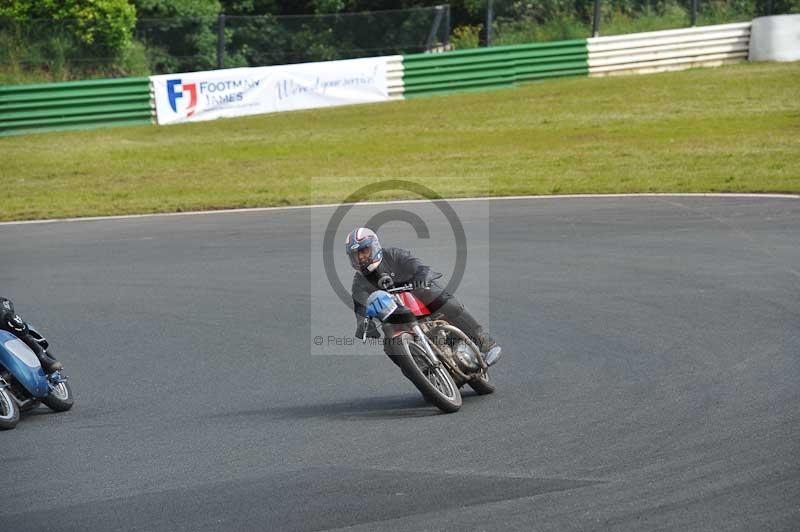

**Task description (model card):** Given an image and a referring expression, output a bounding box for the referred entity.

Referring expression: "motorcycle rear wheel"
[468,370,496,395]
[0,388,20,430]
[395,333,462,413]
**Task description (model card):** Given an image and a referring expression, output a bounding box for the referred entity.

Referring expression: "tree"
[133,0,221,73]
[0,0,136,53]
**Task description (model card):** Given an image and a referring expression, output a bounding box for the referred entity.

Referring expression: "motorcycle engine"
[452,338,481,373]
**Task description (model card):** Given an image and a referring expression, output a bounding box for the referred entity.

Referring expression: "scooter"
[0,327,73,430]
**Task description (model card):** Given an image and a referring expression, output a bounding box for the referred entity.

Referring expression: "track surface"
[1,197,798,531]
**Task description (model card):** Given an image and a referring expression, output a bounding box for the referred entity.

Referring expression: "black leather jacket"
[351,247,436,319]
[0,297,47,357]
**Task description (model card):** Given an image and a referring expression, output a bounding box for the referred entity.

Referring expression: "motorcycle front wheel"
[0,388,20,430]
[394,333,462,413]
[43,380,74,412]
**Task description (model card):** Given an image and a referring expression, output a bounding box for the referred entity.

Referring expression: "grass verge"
[1,61,799,222]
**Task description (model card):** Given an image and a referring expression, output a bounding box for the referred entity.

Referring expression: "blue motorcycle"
[0,327,73,430]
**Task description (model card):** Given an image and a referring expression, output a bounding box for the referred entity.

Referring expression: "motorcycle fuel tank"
[398,292,431,316]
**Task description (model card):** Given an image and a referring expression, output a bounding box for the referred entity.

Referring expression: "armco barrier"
[0,21,776,136]
[387,56,405,99]
[402,40,589,97]
[587,22,751,76]
[0,77,153,137]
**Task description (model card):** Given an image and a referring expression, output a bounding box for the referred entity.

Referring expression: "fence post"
[486,0,494,46]
[426,6,445,52]
[691,0,698,26]
[444,4,451,48]
[592,0,601,37]
[592,0,600,37]
[217,13,225,69]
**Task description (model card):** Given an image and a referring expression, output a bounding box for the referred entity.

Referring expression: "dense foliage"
[0,0,136,51]
[1,0,797,82]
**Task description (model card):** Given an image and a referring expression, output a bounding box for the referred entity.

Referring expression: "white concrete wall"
[749,15,800,61]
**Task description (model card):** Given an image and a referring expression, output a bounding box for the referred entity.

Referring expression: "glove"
[355,319,381,339]
[412,275,429,290]
[7,314,27,333]
[1,309,27,333]
[412,265,431,290]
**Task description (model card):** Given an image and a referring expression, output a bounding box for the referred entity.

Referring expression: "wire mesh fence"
[136,6,451,75]
[1,1,796,84]
[485,0,795,45]
[1,6,451,83]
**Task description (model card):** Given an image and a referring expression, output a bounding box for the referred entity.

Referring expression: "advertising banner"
[150,56,397,125]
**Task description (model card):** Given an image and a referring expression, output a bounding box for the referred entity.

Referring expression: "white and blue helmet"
[345,227,383,273]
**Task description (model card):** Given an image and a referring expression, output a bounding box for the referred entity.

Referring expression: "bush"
[133,0,221,73]
[494,16,590,43]
[451,24,482,49]
[0,0,137,81]
[0,0,135,54]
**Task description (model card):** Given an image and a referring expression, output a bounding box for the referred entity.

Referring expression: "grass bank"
[1,61,798,222]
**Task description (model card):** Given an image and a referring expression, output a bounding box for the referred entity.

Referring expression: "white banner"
[150,56,398,125]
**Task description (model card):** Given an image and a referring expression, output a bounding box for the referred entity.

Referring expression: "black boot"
[37,350,63,374]
[443,302,502,366]
[465,326,501,367]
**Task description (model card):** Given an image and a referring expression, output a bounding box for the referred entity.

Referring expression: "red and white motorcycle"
[361,276,494,413]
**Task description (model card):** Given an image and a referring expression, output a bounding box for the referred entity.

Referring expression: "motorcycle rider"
[0,297,63,374]
[346,227,501,367]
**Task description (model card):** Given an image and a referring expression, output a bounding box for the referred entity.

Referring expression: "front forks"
[48,371,67,385]
[410,324,443,367]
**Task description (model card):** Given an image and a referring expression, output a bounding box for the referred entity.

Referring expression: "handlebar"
[387,284,414,293]
[387,273,442,294]
[362,274,443,342]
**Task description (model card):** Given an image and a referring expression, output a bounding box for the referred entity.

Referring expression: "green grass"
[1,61,799,222]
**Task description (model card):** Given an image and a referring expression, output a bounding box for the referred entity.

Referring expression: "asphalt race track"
[1,196,798,532]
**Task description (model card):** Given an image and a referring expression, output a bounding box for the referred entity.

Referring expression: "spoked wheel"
[0,388,20,430]
[42,380,74,412]
[468,370,496,395]
[395,333,462,413]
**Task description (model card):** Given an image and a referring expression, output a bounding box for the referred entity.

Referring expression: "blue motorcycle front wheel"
[0,388,20,430]
[43,380,74,412]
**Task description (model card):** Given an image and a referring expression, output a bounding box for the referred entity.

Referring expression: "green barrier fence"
[402,39,589,97]
[0,77,153,137]
[0,39,590,136]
